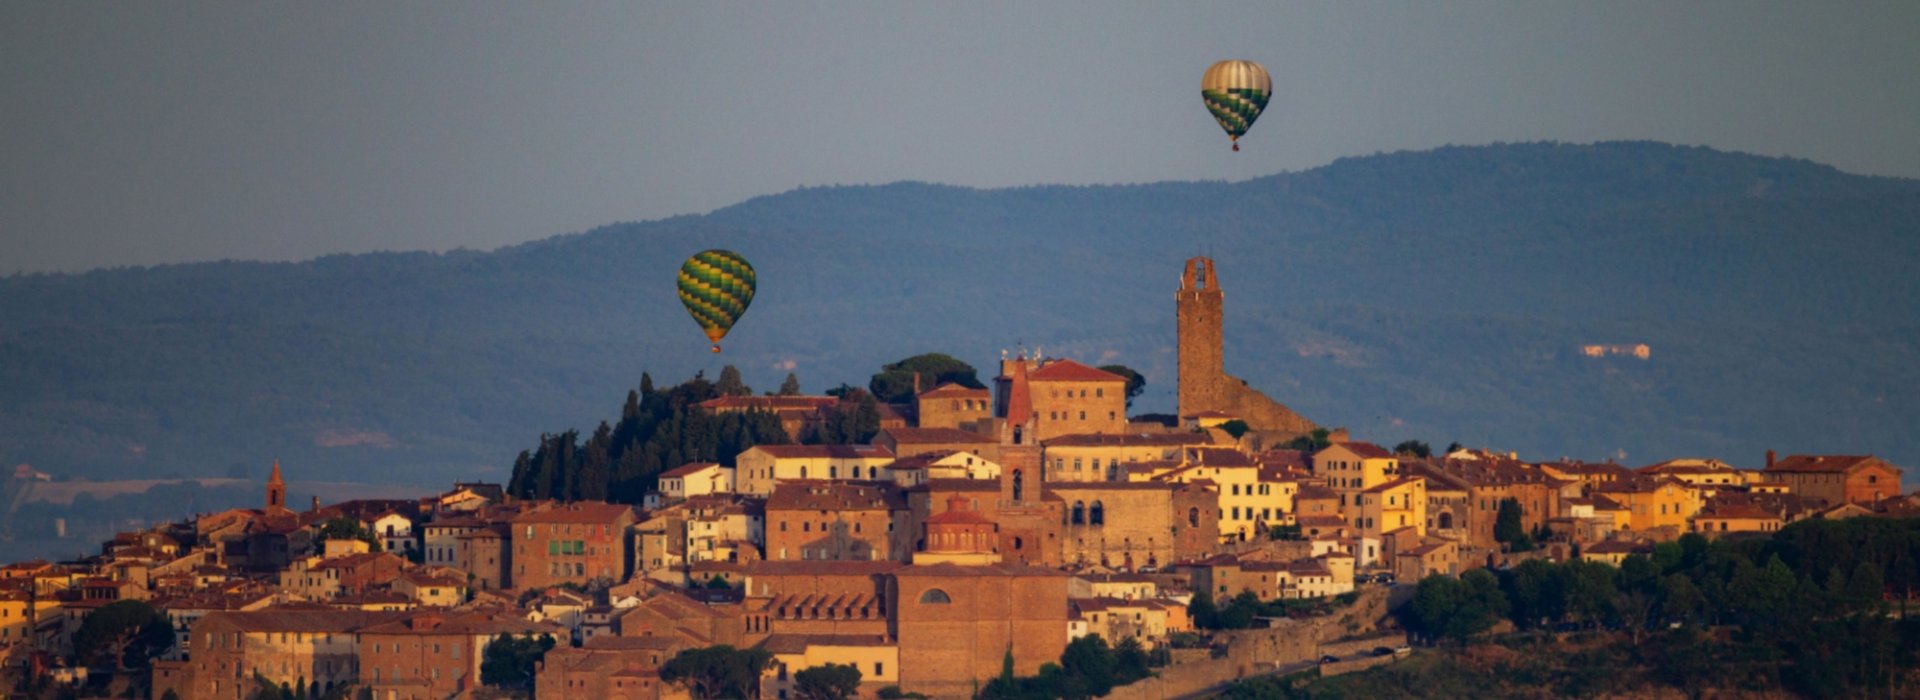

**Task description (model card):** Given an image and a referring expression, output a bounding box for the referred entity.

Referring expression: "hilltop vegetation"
[1232,517,1920,699]
[1,142,1916,485]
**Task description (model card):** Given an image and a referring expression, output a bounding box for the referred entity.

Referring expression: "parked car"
[1371,646,1395,657]
[1319,654,1340,664]
[1394,645,1412,657]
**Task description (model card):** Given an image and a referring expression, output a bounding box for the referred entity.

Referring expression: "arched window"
[918,589,952,604]
[1091,501,1105,526]
[1188,507,1200,528]
[829,466,838,479]
[800,466,808,478]
[869,466,877,479]
[1072,501,1086,525]
[1012,470,1024,501]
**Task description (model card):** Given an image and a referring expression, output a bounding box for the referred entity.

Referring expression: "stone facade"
[916,383,993,431]
[1175,257,1316,437]
[764,481,909,562]
[891,563,1071,697]
[511,502,635,590]
[1050,482,1215,570]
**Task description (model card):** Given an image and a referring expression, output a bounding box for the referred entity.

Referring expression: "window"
[1090,501,1105,525]
[919,589,952,604]
[1071,501,1085,525]
[875,662,884,676]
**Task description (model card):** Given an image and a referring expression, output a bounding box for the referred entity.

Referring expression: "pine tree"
[640,373,655,396]
[716,365,750,396]
[779,373,802,396]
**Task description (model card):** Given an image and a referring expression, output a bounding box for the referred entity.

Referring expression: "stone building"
[1049,482,1218,571]
[764,481,910,562]
[915,383,993,431]
[891,562,1070,697]
[185,608,409,699]
[1174,257,1316,437]
[357,612,554,699]
[1761,452,1904,506]
[536,636,680,700]
[1040,432,1212,483]
[992,357,1129,444]
[735,444,897,496]
[511,502,636,590]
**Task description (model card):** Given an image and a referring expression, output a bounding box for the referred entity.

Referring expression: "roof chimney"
[1765,450,1776,470]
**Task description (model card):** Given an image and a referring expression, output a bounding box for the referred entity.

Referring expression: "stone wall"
[1103,586,1399,700]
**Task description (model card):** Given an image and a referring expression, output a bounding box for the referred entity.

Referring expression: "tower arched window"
[1012,470,1024,502]
[1188,507,1200,528]
[1090,501,1105,526]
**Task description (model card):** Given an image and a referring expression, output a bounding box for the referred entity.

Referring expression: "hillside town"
[3,258,1912,700]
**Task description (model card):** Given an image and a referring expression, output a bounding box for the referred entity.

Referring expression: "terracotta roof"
[880,427,996,445]
[1362,476,1425,494]
[917,383,990,399]
[1044,433,1212,448]
[1584,540,1649,555]
[757,633,894,654]
[1185,448,1255,467]
[1257,450,1311,471]
[906,478,1000,493]
[893,562,1071,578]
[743,561,904,576]
[1765,455,1880,474]
[661,462,724,478]
[1337,442,1394,459]
[1004,359,1033,427]
[767,480,906,511]
[1295,485,1339,500]
[513,502,635,524]
[1295,515,1347,528]
[748,444,894,460]
[197,608,410,633]
[1696,504,1780,521]
[1027,359,1126,383]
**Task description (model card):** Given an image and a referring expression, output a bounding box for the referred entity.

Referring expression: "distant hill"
[3,141,1916,486]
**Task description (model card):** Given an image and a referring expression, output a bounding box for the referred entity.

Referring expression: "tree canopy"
[74,599,173,669]
[661,645,775,700]
[507,373,789,503]
[479,633,555,689]
[1096,365,1146,409]
[793,663,863,700]
[868,353,983,403]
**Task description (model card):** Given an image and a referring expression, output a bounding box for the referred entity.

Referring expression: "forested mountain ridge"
[2,141,1915,486]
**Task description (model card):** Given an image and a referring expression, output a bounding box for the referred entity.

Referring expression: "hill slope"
[3,141,1916,485]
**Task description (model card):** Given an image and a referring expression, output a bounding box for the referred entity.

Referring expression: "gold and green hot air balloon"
[676,250,756,353]
[1202,59,1272,151]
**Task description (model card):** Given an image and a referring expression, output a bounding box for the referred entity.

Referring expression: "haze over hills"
[2,141,1916,488]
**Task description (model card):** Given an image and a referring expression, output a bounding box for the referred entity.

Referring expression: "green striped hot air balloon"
[1202,59,1272,151]
[677,250,756,353]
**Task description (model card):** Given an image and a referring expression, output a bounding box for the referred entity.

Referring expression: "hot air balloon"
[1202,60,1271,151]
[677,250,756,353]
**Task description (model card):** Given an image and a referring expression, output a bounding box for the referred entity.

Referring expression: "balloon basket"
[1232,143,1240,152]
[711,344,722,354]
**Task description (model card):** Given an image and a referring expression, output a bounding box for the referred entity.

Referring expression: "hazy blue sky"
[5,2,1917,272]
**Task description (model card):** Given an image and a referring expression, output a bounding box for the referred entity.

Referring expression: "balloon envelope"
[677,250,756,352]
[1202,60,1272,144]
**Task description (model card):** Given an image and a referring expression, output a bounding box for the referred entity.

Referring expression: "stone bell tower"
[1177,257,1226,420]
[1174,256,1318,437]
